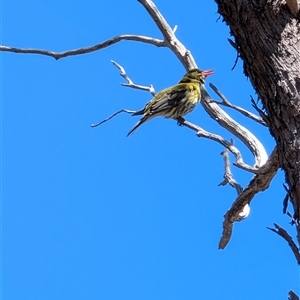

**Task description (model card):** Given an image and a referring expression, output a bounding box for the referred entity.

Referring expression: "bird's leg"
[176,116,185,126]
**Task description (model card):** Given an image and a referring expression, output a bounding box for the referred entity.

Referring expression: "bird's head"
[180,68,214,84]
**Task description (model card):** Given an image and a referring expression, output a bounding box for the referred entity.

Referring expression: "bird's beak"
[202,70,214,77]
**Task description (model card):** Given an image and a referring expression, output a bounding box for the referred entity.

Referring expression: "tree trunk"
[215,0,300,226]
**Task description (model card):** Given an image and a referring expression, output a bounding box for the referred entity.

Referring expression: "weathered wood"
[215,0,300,226]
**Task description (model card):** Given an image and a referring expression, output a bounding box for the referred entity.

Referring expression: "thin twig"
[286,211,300,247]
[227,38,240,70]
[0,34,165,60]
[137,0,197,68]
[227,39,240,70]
[228,38,238,50]
[251,96,270,126]
[287,211,299,226]
[111,60,156,96]
[219,148,250,221]
[219,147,243,194]
[210,83,267,126]
[91,109,136,128]
[283,184,291,215]
[231,53,240,71]
[267,223,300,265]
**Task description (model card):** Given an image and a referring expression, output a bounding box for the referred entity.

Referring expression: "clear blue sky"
[2,1,299,299]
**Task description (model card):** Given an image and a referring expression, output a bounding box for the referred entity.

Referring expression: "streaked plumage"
[127,68,213,136]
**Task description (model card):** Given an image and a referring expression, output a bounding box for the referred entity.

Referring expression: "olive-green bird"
[127,68,213,136]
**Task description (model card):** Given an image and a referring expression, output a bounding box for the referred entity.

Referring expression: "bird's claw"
[176,117,185,126]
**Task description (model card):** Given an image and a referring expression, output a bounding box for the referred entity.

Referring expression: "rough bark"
[215,0,300,229]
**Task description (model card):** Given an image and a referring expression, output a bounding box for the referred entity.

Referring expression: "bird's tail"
[126,108,146,136]
[127,114,155,137]
[127,119,145,137]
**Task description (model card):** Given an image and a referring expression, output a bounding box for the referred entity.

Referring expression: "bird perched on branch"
[127,68,213,136]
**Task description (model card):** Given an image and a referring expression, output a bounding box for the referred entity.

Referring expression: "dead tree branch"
[219,148,244,193]
[177,117,259,173]
[111,60,156,96]
[0,34,165,60]
[209,83,267,126]
[219,147,279,249]
[218,148,250,221]
[267,223,300,265]
[91,109,136,128]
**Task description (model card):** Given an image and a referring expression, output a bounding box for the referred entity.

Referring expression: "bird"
[127,68,213,136]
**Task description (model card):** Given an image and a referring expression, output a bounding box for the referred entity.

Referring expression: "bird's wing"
[148,84,191,113]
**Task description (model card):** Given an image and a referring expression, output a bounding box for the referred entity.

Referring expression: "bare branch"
[209,83,267,126]
[267,223,300,265]
[177,117,259,173]
[138,0,197,69]
[286,211,299,227]
[91,109,135,128]
[287,211,300,247]
[228,38,238,50]
[251,96,271,126]
[218,148,250,220]
[111,60,156,96]
[0,34,165,60]
[201,86,269,169]
[219,148,243,194]
[219,147,279,249]
[283,184,292,215]
[227,38,240,70]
